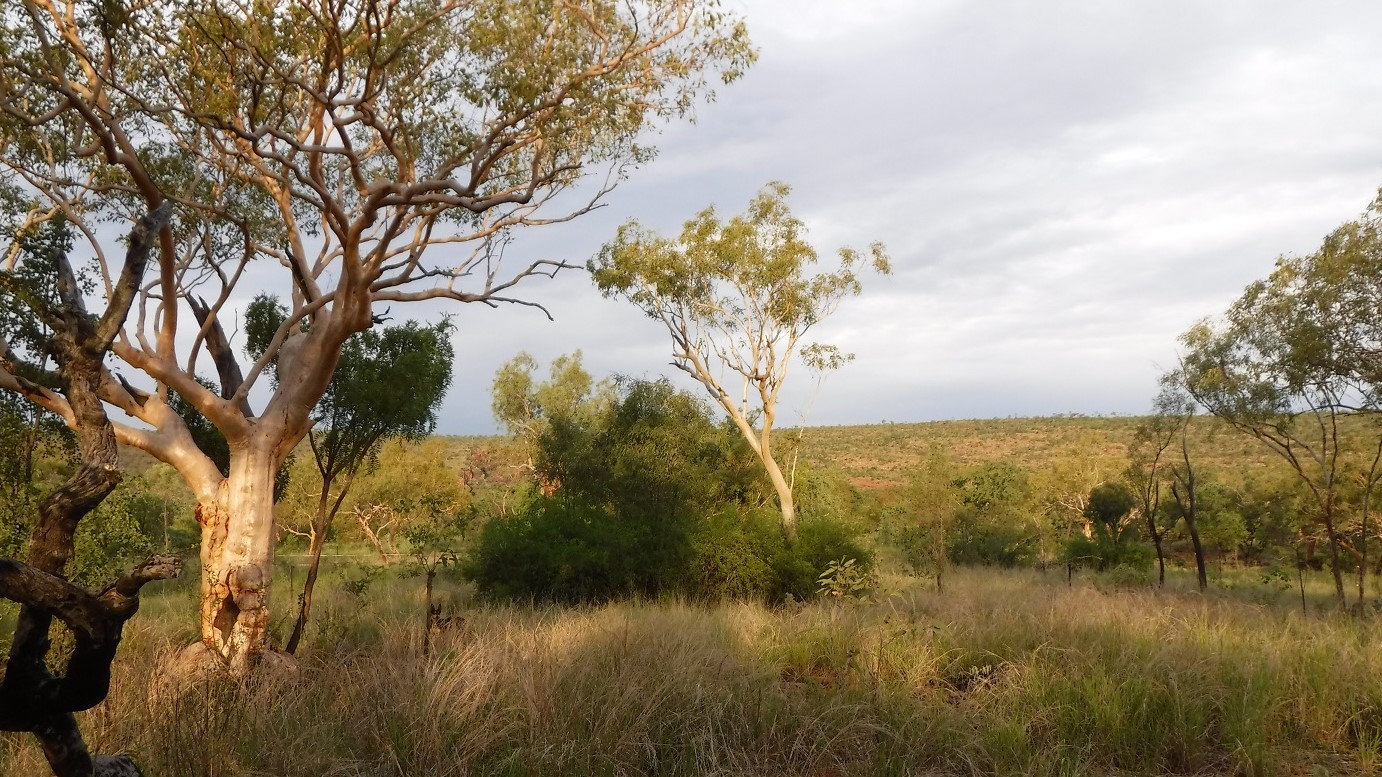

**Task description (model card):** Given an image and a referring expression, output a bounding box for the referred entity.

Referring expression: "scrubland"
[4,565,1379,777]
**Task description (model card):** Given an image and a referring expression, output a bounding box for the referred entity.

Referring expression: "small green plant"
[817,557,871,598]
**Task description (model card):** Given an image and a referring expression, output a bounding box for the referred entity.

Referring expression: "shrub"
[465,495,691,603]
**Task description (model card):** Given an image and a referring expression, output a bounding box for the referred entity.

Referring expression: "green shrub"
[467,498,871,604]
[464,495,691,603]
[946,507,1039,567]
[686,507,780,600]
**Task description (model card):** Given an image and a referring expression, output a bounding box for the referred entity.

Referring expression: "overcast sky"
[427,0,1382,435]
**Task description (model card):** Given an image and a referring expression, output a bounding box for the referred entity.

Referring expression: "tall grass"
[3,566,1379,776]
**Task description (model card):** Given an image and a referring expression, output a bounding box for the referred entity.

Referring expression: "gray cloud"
[427,0,1382,433]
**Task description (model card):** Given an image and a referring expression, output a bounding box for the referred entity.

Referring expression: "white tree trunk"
[196,441,279,672]
[761,449,798,543]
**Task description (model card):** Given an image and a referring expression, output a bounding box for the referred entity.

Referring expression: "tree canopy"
[0,0,753,669]
[590,182,889,541]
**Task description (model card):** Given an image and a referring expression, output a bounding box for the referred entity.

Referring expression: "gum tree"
[1178,195,1382,608]
[0,0,753,672]
[591,182,889,542]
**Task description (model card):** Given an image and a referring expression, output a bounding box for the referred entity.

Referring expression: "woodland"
[2,1,1382,776]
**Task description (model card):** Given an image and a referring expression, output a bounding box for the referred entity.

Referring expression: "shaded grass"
[3,566,1381,776]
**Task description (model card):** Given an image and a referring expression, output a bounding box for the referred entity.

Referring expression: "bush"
[468,499,870,604]
[686,507,780,600]
[946,507,1039,567]
[464,495,691,604]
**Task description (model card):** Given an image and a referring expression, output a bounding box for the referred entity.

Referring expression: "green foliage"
[816,557,872,599]
[945,461,1039,567]
[763,517,872,602]
[591,183,889,536]
[69,489,154,587]
[469,368,868,603]
[1084,482,1137,530]
[684,507,781,600]
[465,495,680,603]
[1065,482,1151,573]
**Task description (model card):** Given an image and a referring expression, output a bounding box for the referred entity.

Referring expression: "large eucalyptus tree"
[0,0,753,671]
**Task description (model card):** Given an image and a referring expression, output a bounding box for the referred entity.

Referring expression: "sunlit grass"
[3,565,1381,776]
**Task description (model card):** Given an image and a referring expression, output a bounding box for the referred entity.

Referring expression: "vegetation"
[592,183,890,541]
[1,3,1380,773]
[469,365,869,604]
[0,0,754,673]
[3,567,1380,776]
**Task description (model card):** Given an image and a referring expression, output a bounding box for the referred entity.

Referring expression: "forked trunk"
[197,443,279,672]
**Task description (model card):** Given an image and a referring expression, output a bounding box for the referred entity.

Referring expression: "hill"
[796,415,1297,492]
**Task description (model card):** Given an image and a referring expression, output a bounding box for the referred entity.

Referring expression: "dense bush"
[466,377,871,603]
[469,499,869,604]
[1064,482,1151,573]
[466,495,691,603]
[946,508,1040,567]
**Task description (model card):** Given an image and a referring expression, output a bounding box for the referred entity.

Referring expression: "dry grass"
[797,416,1315,492]
[3,567,1381,776]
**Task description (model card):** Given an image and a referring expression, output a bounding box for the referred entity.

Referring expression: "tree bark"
[763,454,797,544]
[1322,503,1347,610]
[0,205,175,776]
[196,442,280,673]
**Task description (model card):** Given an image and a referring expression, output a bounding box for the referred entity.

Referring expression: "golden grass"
[4,566,1382,776]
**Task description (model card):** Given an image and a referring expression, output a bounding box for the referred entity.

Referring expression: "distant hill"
[795,415,1297,492]
[120,414,1368,498]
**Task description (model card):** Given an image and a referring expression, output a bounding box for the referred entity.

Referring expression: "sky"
[393,1,1382,434]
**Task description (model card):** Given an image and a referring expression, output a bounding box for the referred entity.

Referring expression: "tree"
[591,182,889,541]
[0,0,752,671]
[1164,390,1210,592]
[1178,195,1382,609]
[885,449,961,591]
[1031,432,1110,578]
[1128,382,1189,586]
[284,316,454,655]
[491,350,612,487]
[1064,481,1149,573]
[0,209,179,776]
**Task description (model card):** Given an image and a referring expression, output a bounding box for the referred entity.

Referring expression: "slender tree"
[1128,385,1185,586]
[284,316,453,655]
[1179,256,1369,608]
[1164,396,1209,592]
[591,182,889,541]
[0,0,753,671]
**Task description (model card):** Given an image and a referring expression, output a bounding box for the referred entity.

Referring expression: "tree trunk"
[1322,506,1347,610]
[1153,534,1166,587]
[759,449,797,543]
[285,486,333,655]
[285,526,323,656]
[1185,515,1207,593]
[196,442,280,672]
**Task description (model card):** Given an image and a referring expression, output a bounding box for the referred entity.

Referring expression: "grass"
[4,565,1382,776]
[797,416,1295,492]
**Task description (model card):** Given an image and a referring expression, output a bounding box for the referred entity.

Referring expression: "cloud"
[430,0,1382,434]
